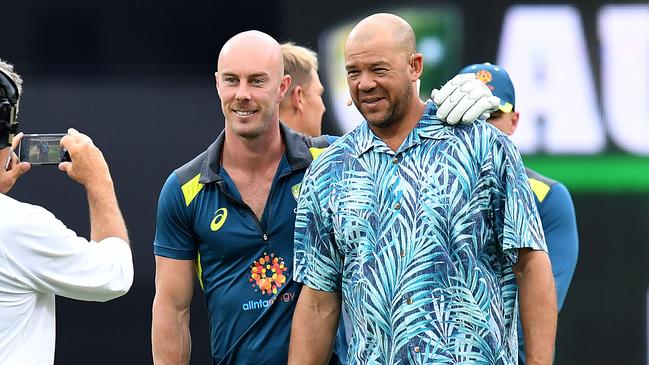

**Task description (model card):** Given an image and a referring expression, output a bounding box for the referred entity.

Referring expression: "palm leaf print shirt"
[294,102,547,365]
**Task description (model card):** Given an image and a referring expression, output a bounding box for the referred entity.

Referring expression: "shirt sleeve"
[3,202,133,302]
[293,163,343,292]
[538,183,579,310]
[153,173,197,260]
[491,135,547,264]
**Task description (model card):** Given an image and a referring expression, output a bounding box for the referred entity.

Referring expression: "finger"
[72,131,93,146]
[461,96,502,124]
[13,162,30,176]
[11,132,23,151]
[447,83,493,124]
[5,161,30,182]
[447,93,475,125]
[60,134,73,149]
[436,84,467,120]
[68,128,79,136]
[462,79,491,100]
[432,73,476,105]
[487,95,501,110]
[430,88,439,102]
[461,98,494,123]
[59,161,72,173]
[6,152,18,170]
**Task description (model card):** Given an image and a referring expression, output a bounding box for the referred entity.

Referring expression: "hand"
[0,132,31,193]
[58,128,112,189]
[431,73,501,125]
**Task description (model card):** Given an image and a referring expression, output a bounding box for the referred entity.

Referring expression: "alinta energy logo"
[242,252,294,311]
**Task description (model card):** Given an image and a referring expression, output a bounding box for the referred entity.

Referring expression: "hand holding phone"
[18,133,71,165]
[0,132,30,193]
[58,128,112,190]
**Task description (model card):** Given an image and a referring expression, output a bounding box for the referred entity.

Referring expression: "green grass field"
[523,155,649,193]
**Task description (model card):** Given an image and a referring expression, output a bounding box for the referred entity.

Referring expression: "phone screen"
[18,134,69,165]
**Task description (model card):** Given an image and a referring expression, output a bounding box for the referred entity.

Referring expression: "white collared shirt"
[0,193,133,365]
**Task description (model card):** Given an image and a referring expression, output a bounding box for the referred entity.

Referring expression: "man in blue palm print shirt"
[288,13,557,365]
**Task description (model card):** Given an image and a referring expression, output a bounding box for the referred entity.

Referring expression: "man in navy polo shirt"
[151,31,337,365]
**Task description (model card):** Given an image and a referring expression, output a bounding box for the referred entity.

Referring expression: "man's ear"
[214,72,221,95]
[409,53,424,81]
[278,74,291,102]
[291,86,304,112]
[510,111,520,134]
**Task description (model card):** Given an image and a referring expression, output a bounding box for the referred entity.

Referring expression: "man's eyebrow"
[248,72,270,79]
[368,61,389,67]
[345,60,389,70]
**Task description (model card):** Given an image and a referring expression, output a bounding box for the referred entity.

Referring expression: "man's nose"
[357,73,377,92]
[235,82,252,101]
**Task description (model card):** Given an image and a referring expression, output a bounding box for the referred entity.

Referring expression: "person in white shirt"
[0,59,134,365]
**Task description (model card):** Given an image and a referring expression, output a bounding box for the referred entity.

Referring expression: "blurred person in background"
[461,62,579,365]
[280,42,328,139]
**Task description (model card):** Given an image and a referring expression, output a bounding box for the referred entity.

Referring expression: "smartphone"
[18,133,71,165]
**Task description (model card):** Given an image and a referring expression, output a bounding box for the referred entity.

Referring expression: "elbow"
[95,260,135,302]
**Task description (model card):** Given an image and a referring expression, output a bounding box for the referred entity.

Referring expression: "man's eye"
[252,79,265,85]
[224,77,238,84]
[347,70,359,78]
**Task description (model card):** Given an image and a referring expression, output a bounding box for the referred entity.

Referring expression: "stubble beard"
[361,81,413,130]
[227,102,273,140]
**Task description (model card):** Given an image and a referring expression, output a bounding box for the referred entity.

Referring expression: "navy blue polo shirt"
[154,124,335,364]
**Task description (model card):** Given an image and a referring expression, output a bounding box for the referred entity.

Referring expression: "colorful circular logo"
[476,69,493,85]
[249,253,288,295]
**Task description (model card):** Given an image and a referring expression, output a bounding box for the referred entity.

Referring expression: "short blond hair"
[281,42,318,93]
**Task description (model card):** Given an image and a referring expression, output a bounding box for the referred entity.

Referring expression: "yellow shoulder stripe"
[181,173,204,206]
[529,178,551,202]
[309,147,326,160]
[195,252,204,290]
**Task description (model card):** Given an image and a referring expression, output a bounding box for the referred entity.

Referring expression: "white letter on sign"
[599,5,649,155]
[497,5,604,154]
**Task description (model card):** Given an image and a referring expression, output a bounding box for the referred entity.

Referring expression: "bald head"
[218,30,284,78]
[215,30,292,141]
[346,13,416,58]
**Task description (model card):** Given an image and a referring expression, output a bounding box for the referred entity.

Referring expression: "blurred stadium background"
[4,0,648,363]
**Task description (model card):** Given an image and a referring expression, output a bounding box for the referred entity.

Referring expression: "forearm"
[516,251,557,365]
[152,299,191,365]
[86,177,129,243]
[288,287,341,365]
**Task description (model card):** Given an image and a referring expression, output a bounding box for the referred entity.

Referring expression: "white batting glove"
[431,73,501,125]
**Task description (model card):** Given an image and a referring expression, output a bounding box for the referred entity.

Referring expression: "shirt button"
[413,346,420,353]
[392,157,398,164]
[394,203,401,210]
[400,250,406,257]
[407,298,413,305]
[262,234,268,241]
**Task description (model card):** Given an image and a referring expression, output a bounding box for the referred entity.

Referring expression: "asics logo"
[210,208,228,232]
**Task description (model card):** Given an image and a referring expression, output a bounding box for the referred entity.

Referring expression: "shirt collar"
[354,101,453,157]
[198,122,314,184]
